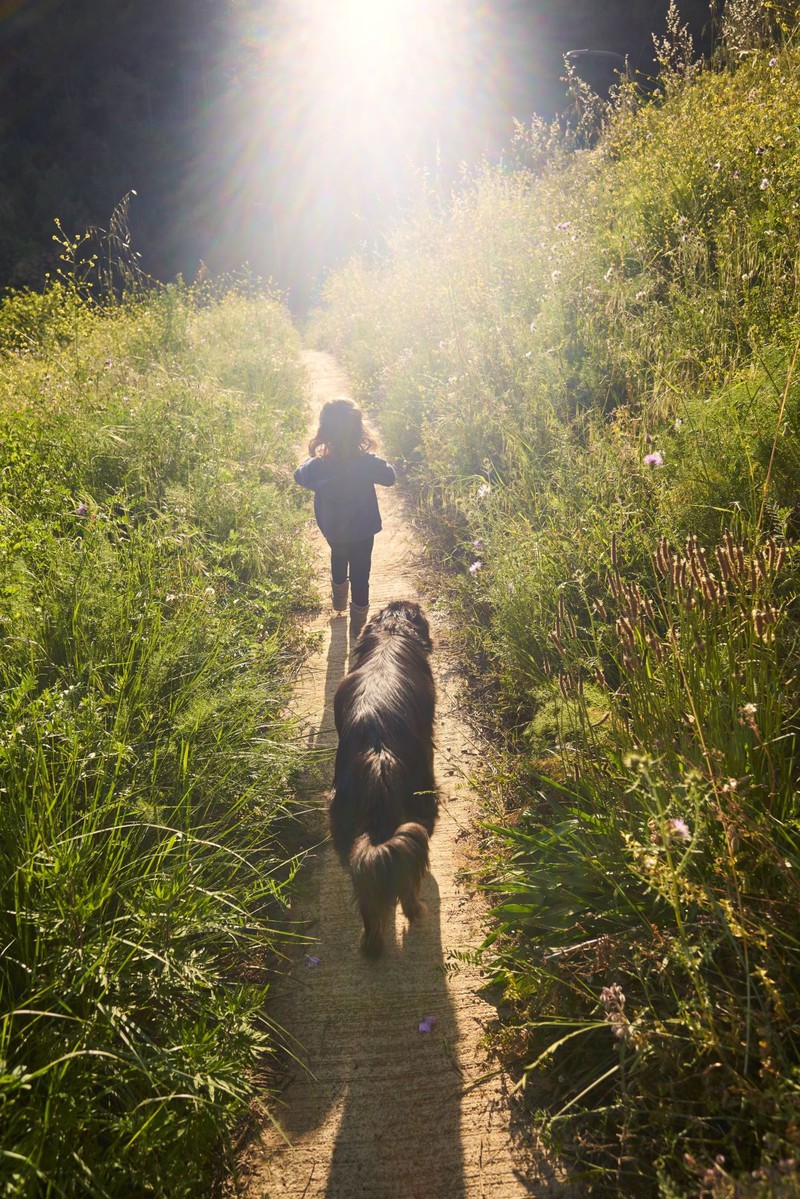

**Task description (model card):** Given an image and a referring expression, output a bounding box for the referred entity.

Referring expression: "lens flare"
[189,0,512,304]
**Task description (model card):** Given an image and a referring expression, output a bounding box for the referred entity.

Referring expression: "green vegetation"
[311,21,800,1198]
[0,269,311,1196]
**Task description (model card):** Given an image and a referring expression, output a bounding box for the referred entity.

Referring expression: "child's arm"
[366,455,396,487]
[293,458,319,489]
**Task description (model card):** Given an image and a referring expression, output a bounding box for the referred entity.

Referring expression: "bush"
[0,280,311,1196]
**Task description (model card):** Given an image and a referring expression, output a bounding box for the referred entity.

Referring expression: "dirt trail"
[239,352,567,1199]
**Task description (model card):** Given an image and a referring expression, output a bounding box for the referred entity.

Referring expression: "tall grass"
[311,28,800,1199]
[0,275,312,1196]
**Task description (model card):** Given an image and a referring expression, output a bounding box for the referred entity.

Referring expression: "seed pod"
[643,593,656,625]
[593,597,608,620]
[736,544,746,574]
[672,556,681,588]
[549,629,564,653]
[715,545,732,583]
[656,537,670,575]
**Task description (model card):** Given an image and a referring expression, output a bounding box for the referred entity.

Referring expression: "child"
[294,398,395,629]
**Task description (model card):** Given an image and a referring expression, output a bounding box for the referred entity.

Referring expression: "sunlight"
[199,0,509,301]
[328,0,410,87]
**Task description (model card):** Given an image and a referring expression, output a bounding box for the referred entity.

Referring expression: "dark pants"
[330,536,374,607]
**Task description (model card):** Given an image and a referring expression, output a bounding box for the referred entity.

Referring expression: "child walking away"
[294,398,395,634]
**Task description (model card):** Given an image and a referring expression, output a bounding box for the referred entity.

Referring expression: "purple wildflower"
[418,1015,438,1034]
[666,817,691,843]
[644,451,664,467]
[760,177,769,190]
[469,560,483,575]
[76,502,88,516]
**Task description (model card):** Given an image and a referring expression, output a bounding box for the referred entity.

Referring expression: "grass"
[310,17,800,1198]
[0,271,314,1196]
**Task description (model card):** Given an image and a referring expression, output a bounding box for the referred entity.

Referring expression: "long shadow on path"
[258,610,466,1198]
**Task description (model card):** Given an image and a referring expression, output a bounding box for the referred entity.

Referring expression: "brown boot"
[332,580,349,613]
[349,603,369,636]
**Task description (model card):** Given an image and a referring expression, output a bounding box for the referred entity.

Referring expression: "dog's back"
[329,601,438,955]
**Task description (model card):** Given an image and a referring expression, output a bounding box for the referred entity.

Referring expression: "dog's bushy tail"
[349,821,430,957]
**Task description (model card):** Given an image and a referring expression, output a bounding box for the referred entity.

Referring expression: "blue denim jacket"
[294,452,395,545]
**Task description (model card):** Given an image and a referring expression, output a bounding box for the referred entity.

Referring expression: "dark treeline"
[0,0,711,307]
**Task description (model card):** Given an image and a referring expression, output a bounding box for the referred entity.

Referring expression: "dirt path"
[238,352,567,1199]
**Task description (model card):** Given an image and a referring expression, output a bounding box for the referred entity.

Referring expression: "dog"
[328,600,438,956]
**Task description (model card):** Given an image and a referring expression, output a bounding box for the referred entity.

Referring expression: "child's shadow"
[305,615,349,757]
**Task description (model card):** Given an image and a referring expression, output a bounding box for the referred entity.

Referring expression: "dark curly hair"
[308,398,375,459]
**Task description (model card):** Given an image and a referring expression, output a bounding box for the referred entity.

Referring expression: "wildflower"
[635,290,647,301]
[473,538,484,550]
[733,169,740,180]
[760,177,769,190]
[418,1015,438,1034]
[769,56,778,67]
[304,954,321,967]
[476,483,491,499]
[76,502,88,516]
[551,269,561,282]
[644,451,664,467]
[600,984,633,1042]
[555,220,571,231]
[469,560,483,575]
[740,702,757,720]
[666,817,691,843]
[603,266,614,282]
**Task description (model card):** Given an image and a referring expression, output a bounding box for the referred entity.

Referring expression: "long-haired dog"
[329,600,438,956]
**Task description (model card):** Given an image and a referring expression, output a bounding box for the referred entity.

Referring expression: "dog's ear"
[405,603,433,651]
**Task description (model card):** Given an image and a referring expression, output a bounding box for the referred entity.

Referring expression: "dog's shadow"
[278,866,467,1198]
[270,610,467,1196]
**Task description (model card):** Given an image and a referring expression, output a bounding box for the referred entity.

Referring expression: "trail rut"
[237,351,568,1199]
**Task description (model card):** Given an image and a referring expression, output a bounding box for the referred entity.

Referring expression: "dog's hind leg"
[359,897,393,957]
[398,875,426,924]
